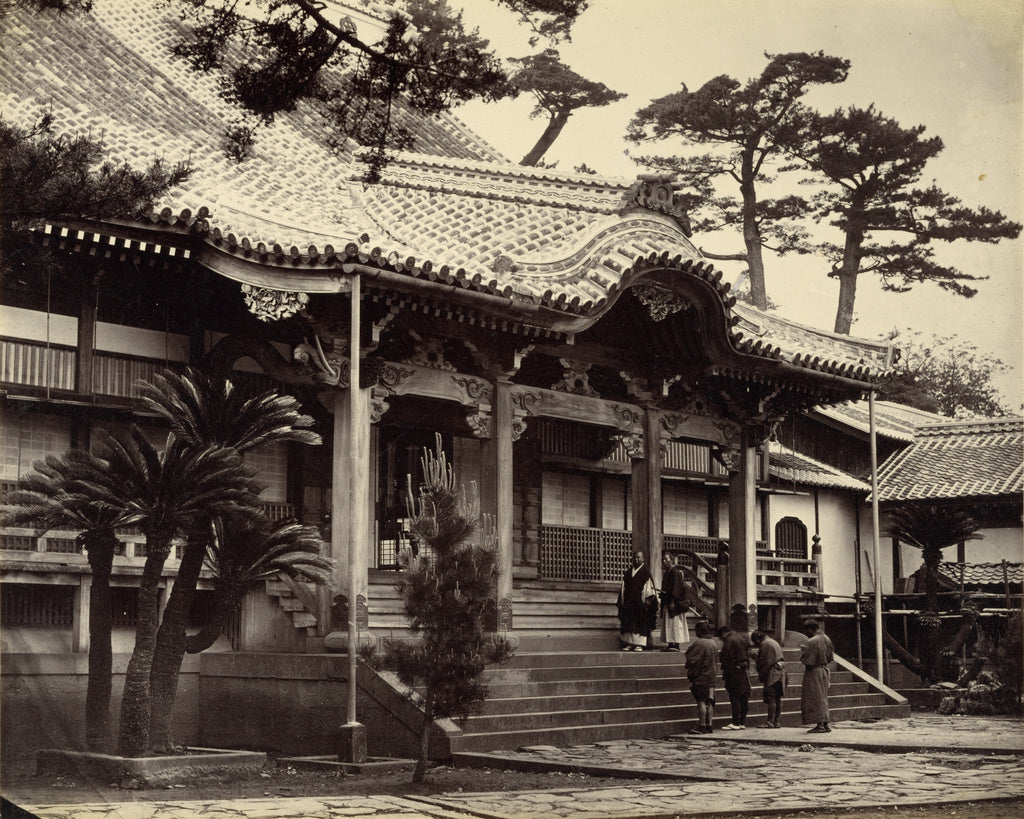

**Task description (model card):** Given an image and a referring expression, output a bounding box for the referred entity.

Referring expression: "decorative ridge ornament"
[241,284,309,322]
[633,285,691,321]
[620,174,693,236]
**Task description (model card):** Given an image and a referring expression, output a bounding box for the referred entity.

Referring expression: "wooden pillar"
[76,272,99,395]
[812,534,823,594]
[325,382,372,650]
[482,378,514,629]
[727,430,758,632]
[72,575,90,654]
[629,408,663,571]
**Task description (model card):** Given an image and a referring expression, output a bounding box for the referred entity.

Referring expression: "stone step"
[464,692,896,734]
[449,702,911,753]
[478,680,878,715]
[482,673,870,700]
[482,661,861,687]
[486,649,806,670]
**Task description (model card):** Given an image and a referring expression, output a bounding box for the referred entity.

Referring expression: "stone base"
[337,722,367,764]
[323,630,376,652]
[277,754,415,774]
[36,747,267,788]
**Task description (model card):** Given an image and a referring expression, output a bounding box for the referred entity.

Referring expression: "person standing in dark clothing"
[684,620,717,734]
[718,623,752,730]
[752,630,787,728]
[800,620,834,733]
[617,551,657,651]
[659,552,689,651]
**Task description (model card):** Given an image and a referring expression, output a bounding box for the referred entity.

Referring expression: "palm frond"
[886,504,982,553]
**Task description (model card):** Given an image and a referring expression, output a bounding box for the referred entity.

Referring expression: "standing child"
[684,620,717,734]
[752,630,787,728]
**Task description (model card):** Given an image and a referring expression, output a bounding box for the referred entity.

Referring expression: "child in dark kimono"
[684,620,717,734]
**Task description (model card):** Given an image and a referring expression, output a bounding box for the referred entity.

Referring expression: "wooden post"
[727,432,758,632]
[72,575,90,654]
[869,391,884,686]
[76,271,100,395]
[812,534,823,593]
[492,378,514,628]
[337,276,367,762]
[777,597,787,645]
[715,541,730,629]
[629,408,663,571]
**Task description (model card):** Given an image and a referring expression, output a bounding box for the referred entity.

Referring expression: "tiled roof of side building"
[875,417,1024,502]
[768,445,871,493]
[1,0,894,382]
[937,561,1024,586]
[812,400,949,443]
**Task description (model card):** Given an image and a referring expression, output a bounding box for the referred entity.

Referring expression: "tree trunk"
[412,692,434,784]
[832,209,865,334]
[117,536,171,757]
[739,148,768,310]
[881,626,930,682]
[185,594,233,654]
[84,533,117,752]
[520,111,570,167]
[149,538,206,752]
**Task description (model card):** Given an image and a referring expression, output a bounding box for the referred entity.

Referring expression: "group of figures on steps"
[616,551,690,652]
[615,551,835,734]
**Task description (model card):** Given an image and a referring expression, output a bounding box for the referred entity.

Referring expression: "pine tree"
[374,435,513,783]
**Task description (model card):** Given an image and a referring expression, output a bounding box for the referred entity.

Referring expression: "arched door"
[774,516,808,560]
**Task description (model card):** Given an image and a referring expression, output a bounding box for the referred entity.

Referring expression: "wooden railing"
[538,526,818,601]
[0,504,297,563]
[756,554,820,593]
[0,337,76,391]
[0,337,185,398]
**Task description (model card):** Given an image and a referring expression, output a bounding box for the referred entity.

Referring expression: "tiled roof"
[875,417,1024,501]
[768,445,871,492]
[1,0,894,382]
[937,561,1023,586]
[812,400,948,443]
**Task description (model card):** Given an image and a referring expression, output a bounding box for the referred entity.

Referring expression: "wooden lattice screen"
[539,524,633,582]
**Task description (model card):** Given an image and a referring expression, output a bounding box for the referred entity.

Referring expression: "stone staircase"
[265,577,319,633]
[446,648,909,754]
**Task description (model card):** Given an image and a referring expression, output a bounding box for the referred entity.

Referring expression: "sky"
[451,0,1024,408]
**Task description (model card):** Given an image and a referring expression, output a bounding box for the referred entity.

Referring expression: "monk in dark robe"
[800,620,834,733]
[659,552,689,650]
[617,551,657,650]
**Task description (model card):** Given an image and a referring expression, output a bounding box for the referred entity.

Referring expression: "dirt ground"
[2,760,1022,819]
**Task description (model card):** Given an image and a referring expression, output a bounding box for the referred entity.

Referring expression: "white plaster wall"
[0,305,189,361]
[768,489,871,599]
[969,527,1024,564]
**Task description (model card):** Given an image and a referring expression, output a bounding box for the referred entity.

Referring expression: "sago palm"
[88,425,262,757]
[185,516,333,653]
[887,504,981,682]
[2,449,134,752]
[888,504,981,613]
[135,368,321,750]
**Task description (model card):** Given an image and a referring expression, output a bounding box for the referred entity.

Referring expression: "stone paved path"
[10,715,1024,819]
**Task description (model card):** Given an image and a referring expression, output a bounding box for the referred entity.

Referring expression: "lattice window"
[1,583,73,626]
[775,517,808,560]
[1,534,37,550]
[44,536,80,554]
[540,524,633,582]
[111,586,138,627]
[538,418,612,460]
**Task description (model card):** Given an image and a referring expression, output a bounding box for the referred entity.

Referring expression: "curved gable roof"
[2,0,894,387]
